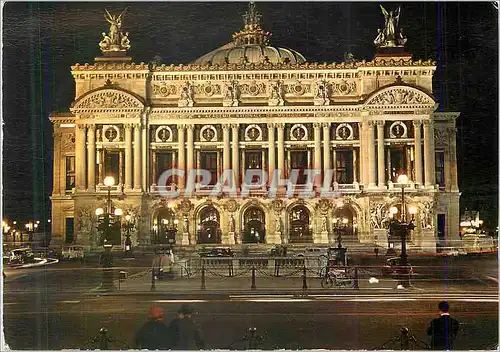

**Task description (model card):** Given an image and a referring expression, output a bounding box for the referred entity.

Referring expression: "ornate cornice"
[71,87,145,112]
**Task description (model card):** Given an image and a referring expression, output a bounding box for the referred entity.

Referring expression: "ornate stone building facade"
[50,4,460,252]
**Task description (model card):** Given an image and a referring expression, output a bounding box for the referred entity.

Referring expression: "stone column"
[186,124,194,170]
[277,123,285,180]
[367,121,376,187]
[322,123,331,174]
[449,126,459,191]
[75,124,86,190]
[119,150,124,185]
[313,123,322,171]
[353,148,358,183]
[124,124,133,190]
[223,125,231,172]
[359,121,367,186]
[231,124,239,187]
[177,125,186,189]
[151,151,157,186]
[133,124,142,190]
[141,121,148,191]
[98,149,104,185]
[87,125,96,191]
[376,121,385,188]
[423,120,435,187]
[332,149,337,183]
[267,124,275,183]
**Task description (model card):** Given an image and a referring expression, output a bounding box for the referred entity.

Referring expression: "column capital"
[423,120,434,127]
[275,123,285,129]
[313,122,322,129]
[412,120,423,127]
[124,123,133,131]
[321,122,330,129]
[77,124,86,131]
[133,123,141,130]
[267,123,276,129]
[222,124,231,131]
[230,123,239,129]
[375,120,385,127]
[87,124,96,131]
[367,120,375,128]
[186,124,195,131]
[177,124,186,131]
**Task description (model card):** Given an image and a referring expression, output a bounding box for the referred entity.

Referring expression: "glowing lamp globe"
[103,176,115,187]
[397,174,409,185]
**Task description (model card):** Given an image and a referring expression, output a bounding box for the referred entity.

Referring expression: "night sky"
[2,2,498,228]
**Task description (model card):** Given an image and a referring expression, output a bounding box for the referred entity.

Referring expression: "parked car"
[382,257,414,277]
[199,247,234,257]
[8,248,36,265]
[61,245,85,261]
[296,247,328,258]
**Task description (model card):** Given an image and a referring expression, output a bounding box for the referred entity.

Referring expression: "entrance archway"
[289,205,312,243]
[243,207,266,243]
[154,208,177,245]
[197,206,221,244]
[332,206,356,243]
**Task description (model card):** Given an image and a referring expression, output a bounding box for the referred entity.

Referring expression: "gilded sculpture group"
[99,8,131,53]
[98,5,408,56]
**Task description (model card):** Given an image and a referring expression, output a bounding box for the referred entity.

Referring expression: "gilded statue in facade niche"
[229,215,236,233]
[374,5,407,48]
[276,216,282,232]
[321,216,328,232]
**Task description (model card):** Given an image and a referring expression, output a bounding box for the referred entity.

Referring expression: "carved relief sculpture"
[314,80,330,106]
[367,88,431,105]
[370,202,386,229]
[178,82,195,107]
[223,81,240,107]
[268,80,284,106]
[420,201,434,229]
[75,91,142,110]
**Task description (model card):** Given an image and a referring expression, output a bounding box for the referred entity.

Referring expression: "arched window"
[243,207,266,243]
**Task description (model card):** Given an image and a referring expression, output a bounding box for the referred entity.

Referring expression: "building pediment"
[71,87,145,112]
[364,85,435,107]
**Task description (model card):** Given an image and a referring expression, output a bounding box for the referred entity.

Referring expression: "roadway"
[2,253,498,350]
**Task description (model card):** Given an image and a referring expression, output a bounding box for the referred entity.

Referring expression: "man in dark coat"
[427,301,460,350]
[134,306,171,349]
[169,304,205,350]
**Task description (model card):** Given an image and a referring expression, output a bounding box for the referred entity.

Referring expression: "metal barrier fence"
[116,257,390,292]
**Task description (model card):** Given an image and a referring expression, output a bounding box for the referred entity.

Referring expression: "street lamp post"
[389,174,416,288]
[123,214,134,258]
[95,176,119,292]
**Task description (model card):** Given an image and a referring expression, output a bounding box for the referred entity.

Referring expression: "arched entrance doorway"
[289,205,312,243]
[154,207,177,245]
[332,206,356,244]
[243,207,266,243]
[197,206,221,244]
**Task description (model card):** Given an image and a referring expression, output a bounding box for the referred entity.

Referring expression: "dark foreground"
[3,253,498,350]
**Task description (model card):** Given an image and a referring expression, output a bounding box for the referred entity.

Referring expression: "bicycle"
[321,267,353,288]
